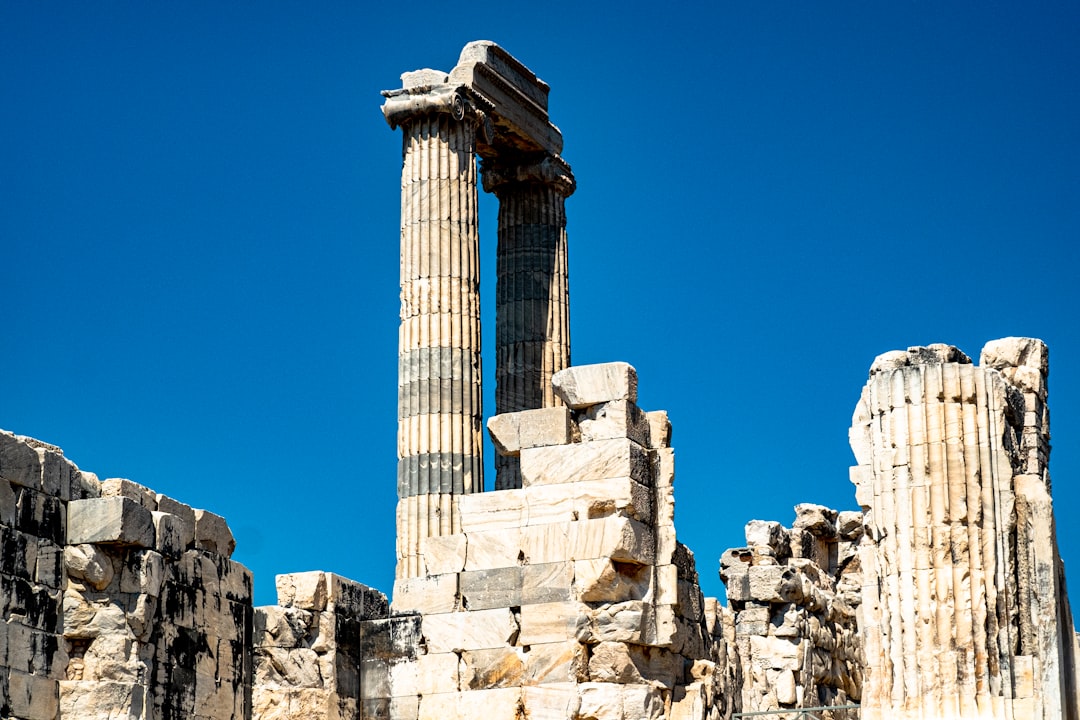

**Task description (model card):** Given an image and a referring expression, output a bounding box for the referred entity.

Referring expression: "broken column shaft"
[383,83,485,579]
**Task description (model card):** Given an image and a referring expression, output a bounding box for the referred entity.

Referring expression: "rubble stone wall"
[719,505,864,718]
[0,430,256,720]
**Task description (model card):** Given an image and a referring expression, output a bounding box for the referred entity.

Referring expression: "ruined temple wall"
[358,362,734,720]
[0,430,253,720]
[719,506,864,717]
[250,571,390,719]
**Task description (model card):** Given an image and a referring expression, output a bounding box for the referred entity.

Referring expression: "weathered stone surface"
[100,477,157,511]
[551,362,637,409]
[276,571,327,611]
[520,438,650,487]
[68,496,154,547]
[193,507,236,557]
[519,601,590,645]
[392,573,459,614]
[524,476,652,526]
[458,490,525,532]
[422,608,519,653]
[65,543,115,590]
[792,503,837,537]
[487,407,573,456]
[460,646,525,689]
[0,431,43,489]
[577,399,650,445]
[422,533,468,575]
[152,510,191,557]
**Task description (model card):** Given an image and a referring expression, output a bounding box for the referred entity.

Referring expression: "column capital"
[481,154,576,198]
[380,83,493,135]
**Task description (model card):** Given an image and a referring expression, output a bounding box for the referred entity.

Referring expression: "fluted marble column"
[849,339,1077,720]
[382,83,485,578]
[482,155,574,489]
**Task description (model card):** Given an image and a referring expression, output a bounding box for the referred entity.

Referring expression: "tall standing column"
[382,81,485,578]
[482,155,575,489]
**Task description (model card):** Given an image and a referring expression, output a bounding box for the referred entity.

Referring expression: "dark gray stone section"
[396,452,482,498]
[398,347,482,420]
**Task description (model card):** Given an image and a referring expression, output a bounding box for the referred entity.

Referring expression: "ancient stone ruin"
[1,41,1077,719]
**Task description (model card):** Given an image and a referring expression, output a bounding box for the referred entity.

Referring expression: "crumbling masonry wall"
[719,505,864,717]
[1,343,1078,719]
[354,362,735,720]
[0,431,253,719]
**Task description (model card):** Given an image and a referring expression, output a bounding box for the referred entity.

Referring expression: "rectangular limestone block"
[152,511,192,558]
[100,478,158,511]
[392,574,459,614]
[458,490,525,532]
[16,485,66,545]
[67,496,154,548]
[749,634,802,670]
[578,682,665,720]
[59,680,146,719]
[460,646,525,689]
[459,566,523,610]
[577,400,650,445]
[0,431,43,490]
[119,549,164,597]
[552,362,637,409]
[0,477,16,526]
[519,523,570,565]
[520,438,650,487]
[524,477,652,526]
[324,573,389,619]
[487,407,574,456]
[388,695,419,719]
[415,652,461,694]
[523,641,588,685]
[521,684,581,720]
[518,601,590,645]
[455,687,524,720]
[277,571,329,610]
[194,508,236,557]
[523,562,574,605]
[384,656,416,697]
[574,558,652,603]
[646,411,672,449]
[464,527,522,570]
[421,607,518,653]
[358,614,423,663]
[423,534,468,575]
[587,641,682,687]
[568,516,654,564]
[10,670,58,720]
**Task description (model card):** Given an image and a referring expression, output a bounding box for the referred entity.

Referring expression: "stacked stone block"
[0,432,92,720]
[365,362,731,720]
[251,571,389,719]
[0,429,253,720]
[64,478,252,719]
[850,339,1079,719]
[719,505,863,718]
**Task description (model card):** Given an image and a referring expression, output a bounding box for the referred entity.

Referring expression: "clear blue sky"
[4,2,1079,609]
